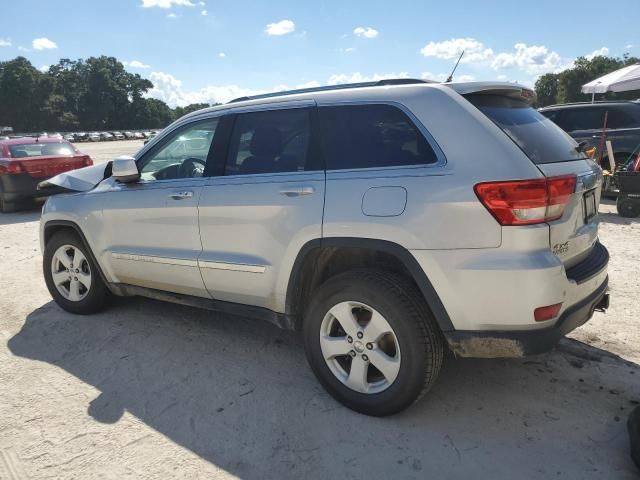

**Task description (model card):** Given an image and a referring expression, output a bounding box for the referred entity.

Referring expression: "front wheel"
[43,231,110,314]
[302,270,444,416]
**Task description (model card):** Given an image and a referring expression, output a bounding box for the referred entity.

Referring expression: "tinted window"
[225,109,311,175]
[606,106,640,129]
[318,104,438,170]
[138,118,218,181]
[468,94,586,164]
[559,107,606,131]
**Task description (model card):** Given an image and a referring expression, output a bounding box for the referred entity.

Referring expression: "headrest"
[250,126,282,157]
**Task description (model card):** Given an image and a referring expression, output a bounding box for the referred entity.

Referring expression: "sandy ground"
[0,141,639,479]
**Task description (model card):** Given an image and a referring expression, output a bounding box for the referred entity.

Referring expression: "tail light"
[534,303,562,322]
[0,160,25,176]
[83,155,94,166]
[474,175,576,226]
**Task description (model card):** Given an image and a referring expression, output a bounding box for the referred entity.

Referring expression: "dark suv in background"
[539,101,640,175]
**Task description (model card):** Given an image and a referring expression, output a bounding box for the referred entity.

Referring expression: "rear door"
[467,94,602,268]
[197,102,325,311]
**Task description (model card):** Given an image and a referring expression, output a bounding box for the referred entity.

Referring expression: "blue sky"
[1,0,637,106]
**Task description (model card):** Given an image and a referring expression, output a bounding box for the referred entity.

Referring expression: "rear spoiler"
[445,81,536,105]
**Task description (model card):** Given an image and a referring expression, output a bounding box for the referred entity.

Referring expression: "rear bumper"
[444,276,609,357]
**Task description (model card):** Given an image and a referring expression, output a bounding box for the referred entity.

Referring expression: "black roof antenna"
[445,50,465,83]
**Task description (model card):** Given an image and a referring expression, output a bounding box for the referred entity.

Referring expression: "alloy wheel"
[50,244,92,302]
[319,301,401,394]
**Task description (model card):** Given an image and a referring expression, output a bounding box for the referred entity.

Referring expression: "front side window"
[138,118,218,181]
[225,109,312,175]
[318,104,439,170]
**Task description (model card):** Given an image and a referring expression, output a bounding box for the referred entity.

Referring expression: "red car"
[0,137,93,212]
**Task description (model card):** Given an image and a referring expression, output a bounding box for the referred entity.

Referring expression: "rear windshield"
[466,94,586,164]
[9,142,75,158]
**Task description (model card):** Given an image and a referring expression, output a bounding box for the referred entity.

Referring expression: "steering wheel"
[179,157,206,178]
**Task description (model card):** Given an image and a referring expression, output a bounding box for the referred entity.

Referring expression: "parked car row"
[68,130,162,143]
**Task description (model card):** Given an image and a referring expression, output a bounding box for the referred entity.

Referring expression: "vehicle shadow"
[8,298,640,479]
[0,206,41,226]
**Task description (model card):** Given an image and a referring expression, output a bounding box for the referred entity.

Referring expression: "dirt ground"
[1,141,639,479]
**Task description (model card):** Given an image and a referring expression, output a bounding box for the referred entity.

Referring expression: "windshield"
[466,94,587,164]
[9,141,76,158]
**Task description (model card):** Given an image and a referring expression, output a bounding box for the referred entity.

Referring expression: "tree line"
[1,53,639,132]
[535,54,640,107]
[0,56,217,132]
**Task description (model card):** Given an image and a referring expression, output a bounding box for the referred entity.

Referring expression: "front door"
[197,104,325,311]
[101,117,220,297]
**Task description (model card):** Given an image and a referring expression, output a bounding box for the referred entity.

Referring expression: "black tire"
[43,230,110,314]
[302,270,444,416]
[617,195,640,218]
[0,189,18,213]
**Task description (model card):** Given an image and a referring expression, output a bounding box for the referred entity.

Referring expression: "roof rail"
[227,78,431,104]
[542,99,640,108]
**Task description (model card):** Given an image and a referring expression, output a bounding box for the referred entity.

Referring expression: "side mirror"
[112,156,140,183]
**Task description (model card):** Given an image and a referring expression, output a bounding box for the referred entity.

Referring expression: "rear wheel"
[617,195,640,218]
[302,270,444,416]
[43,230,109,314]
[0,188,18,213]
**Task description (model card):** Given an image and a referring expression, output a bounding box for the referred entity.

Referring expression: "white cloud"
[340,47,356,54]
[297,80,321,89]
[456,74,476,82]
[199,0,205,4]
[201,9,207,15]
[17,46,31,52]
[496,74,508,81]
[420,37,493,63]
[420,37,568,76]
[0,39,11,47]
[218,52,225,58]
[32,37,57,50]
[142,0,194,8]
[585,47,609,59]
[265,19,295,36]
[421,72,447,82]
[147,71,272,106]
[625,43,634,50]
[353,27,378,39]
[327,71,409,85]
[491,43,565,74]
[123,60,151,69]
[39,65,50,72]
[167,13,178,18]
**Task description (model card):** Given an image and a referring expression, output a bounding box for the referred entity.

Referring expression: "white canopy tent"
[582,64,640,101]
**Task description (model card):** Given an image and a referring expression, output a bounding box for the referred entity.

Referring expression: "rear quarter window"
[467,94,586,164]
[318,104,439,170]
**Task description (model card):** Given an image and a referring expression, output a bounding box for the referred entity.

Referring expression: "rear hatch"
[464,90,602,269]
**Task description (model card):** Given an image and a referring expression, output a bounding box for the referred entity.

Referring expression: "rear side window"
[467,94,586,164]
[225,108,312,175]
[318,104,438,170]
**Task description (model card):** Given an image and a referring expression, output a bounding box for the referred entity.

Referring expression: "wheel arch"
[285,237,454,332]
[43,220,110,286]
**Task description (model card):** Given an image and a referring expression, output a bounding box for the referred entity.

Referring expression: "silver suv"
[39,80,610,416]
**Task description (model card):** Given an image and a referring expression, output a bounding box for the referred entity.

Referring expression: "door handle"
[169,191,194,200]
[279,186,315,197]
